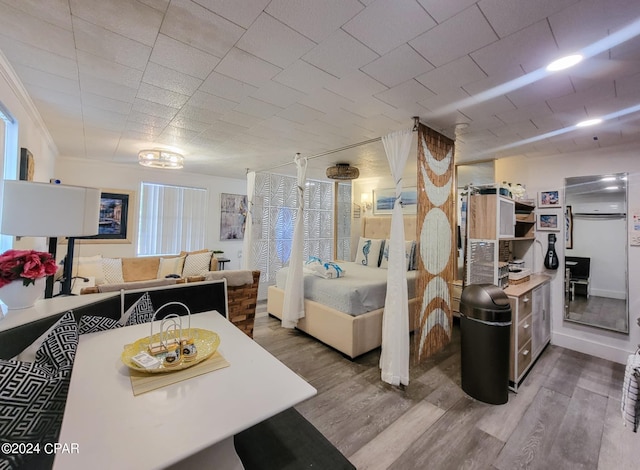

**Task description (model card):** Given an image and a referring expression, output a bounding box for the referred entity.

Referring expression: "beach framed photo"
[538,189,562,208]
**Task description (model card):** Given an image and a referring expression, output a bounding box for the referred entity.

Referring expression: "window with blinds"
[137,182,207,256]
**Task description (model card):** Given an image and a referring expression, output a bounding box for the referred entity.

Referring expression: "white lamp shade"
[1,180,101,237]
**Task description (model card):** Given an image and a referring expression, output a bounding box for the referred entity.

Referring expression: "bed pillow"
[121,292,156,326]
[354,237,384,267]
[102,257,125,284]
[0,312,78,469]
[78,316,122,335]
[182,251,213,277]
[157,256,186,278]
[379,240,414,271]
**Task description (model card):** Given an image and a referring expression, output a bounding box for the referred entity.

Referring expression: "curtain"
[281,155,308,328]
[242,171,255,270]
[380,129,413,386]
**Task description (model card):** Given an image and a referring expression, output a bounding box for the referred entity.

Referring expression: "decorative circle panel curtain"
[282,155,308,328]
[380,128,413,386]
[416,124,455,362]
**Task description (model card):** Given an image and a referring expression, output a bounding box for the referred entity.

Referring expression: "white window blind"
[137,182,207,256]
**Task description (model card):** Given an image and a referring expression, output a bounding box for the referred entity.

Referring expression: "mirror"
[563,173,628,333]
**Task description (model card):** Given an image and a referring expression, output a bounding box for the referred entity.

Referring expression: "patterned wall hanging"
[415,124,456,362]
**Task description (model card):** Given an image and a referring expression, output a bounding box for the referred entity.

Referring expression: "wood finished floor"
[253,302,640,470]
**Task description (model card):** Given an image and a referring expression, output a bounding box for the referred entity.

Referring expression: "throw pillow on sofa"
[102,258,125,284]
[79,292,155,333]
[0,311,78,469]
[73,254,106,285]
[182,251,213,277]
[157,256,186,278]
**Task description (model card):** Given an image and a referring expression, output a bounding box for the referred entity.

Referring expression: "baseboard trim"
[552,331,633,364]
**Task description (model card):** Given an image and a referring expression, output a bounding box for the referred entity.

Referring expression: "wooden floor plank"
[348,400,445,470]
[598,396,640,470]
[543,348,587,397]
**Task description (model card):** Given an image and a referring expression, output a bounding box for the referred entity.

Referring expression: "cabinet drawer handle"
[522,350,530,356]
[523,323,530,329]
[523,297,530,303]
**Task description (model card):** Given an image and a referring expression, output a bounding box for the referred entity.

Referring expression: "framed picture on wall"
[19,147,34,181]
[537,210,561,231]
[373,187,417,215]
[72,189,134,244]
[538,189,562,208]
[220,193,247,240]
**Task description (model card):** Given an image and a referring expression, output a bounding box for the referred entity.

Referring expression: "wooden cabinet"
[505,275,550,391]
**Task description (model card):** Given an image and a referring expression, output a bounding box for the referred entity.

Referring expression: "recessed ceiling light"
[576,118,603,127]
[546,54,583,72]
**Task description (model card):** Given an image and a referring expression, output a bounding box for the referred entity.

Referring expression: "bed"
[267,216,418,358]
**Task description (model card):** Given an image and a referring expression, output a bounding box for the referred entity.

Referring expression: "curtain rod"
[253,117,420,174]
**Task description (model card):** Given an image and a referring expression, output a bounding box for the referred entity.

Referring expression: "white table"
[54,311,317,469]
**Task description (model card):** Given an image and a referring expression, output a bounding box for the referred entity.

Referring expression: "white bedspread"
[276,262,417,316]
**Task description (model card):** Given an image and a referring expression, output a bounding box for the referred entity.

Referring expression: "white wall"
[55,157,247,270]
[0,51,58,251]
[496,143,640,364]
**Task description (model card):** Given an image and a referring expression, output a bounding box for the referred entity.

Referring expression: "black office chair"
[565,256,591,300]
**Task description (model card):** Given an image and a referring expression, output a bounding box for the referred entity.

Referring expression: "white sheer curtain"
[242,171,255,270]
[282,155,308,328]
[380,129,413,386]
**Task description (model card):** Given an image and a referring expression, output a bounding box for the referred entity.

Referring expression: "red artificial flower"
[0,250,58,287]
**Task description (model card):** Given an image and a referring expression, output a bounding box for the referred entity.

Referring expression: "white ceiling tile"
[77,50,143,89]
[236,13,316,68]
[266,0,364,43]
[82,108,127,132]
[374,79,434,108]
[79,76,138,103]
[219,110,264,129]
[127,110,172,128]
[2,0,72,30]
[249,81,306,108]
[302,29,379,79]
[495,101,553,124]
[549,0,640,52]
[159,125,200,141]
[617,71,640,99]
[273,60,338,93]
[479,0,579,39]
[12,64,80,96]
[192,0,270,29]
[160,0,245,58]
[199,72,257,103]
[136,83,190,109]
[610,35,640,61]
[340,97,398,119]
[125,120,163,136]
[138,0,170,13]
[72,17,151,71]
[69,0,163,47]
[132,98,180,120]
[187,90,237,114]
[419,88,471,112]
[416,56,486,95]
[214,47,283,87]
[506,75,575,107]
[234,97,283,119]
[325,70,387,101]
[0,36,78,80]
[416,0,478,23]
[458,96,517,120]
[142,62,203,95]
[149,34,220,80]
[298,89,354,114]
[276,103,325,124]
[343,0,437,55]
[0,3,75,58]
[173,105,222,125]
[81,92,132,114]
[361,44,434,88]
[546,82,615,113]
[470,21,558,75]
[409,6,498,67]
[169,116,211,133]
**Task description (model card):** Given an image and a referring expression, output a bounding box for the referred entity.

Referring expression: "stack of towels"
[303,257,346,279]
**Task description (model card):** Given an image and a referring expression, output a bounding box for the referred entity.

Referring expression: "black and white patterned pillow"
[0,311,78,469]
[78,316,122,335]
[122,292,155,326]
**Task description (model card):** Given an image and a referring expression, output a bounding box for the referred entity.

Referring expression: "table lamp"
[1,180,101,298]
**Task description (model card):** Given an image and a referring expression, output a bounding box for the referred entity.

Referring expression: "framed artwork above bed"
[373,187,417,215]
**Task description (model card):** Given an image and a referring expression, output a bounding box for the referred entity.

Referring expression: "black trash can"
[460,284,512,405]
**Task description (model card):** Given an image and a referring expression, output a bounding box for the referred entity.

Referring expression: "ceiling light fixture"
[546,54,583,72]
[576,118,603,127]
[138,149,184,169]
[326,163,360,180]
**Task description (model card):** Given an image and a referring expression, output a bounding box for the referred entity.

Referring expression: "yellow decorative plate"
[121,328,220,373]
